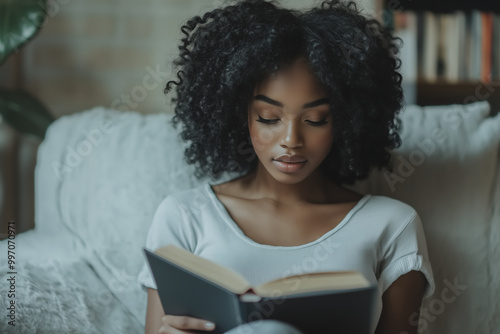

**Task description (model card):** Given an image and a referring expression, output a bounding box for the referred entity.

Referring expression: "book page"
[155,245,251,294]
[253,271,370,297]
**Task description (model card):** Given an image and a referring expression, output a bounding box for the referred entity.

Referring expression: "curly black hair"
[165,0,403,184]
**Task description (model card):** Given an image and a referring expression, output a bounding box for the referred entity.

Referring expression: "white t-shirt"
[138,182,435,333]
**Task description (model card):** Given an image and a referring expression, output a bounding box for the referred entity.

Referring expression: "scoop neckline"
[204,182,371,250]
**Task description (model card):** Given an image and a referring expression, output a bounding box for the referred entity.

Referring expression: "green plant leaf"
[0,88,54,139]
[0,0,47,65]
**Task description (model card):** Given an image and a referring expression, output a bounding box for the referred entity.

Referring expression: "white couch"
[0,101,499,334]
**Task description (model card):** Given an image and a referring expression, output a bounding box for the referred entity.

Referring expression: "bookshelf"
[382,0,500,114]
[417,81,499,115]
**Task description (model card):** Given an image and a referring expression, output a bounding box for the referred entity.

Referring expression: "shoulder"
[146,184,212,237]
[155,183,213,215]
[150,183,212,221]
[364,194,418,218]
[144,186,212,254]
[361,195,422,237]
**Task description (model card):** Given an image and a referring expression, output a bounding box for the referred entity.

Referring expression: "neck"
[241,162,341,205]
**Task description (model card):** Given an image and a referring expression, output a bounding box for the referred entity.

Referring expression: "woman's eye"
[256,116,329,126]
[257,116,279,124]
[306,119,328,126]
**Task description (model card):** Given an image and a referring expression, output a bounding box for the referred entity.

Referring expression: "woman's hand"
[158,315,216,333]
[145,289,216,334]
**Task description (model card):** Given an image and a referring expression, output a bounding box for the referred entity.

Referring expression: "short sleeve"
[378,211,435,299]
[137,195,195,290]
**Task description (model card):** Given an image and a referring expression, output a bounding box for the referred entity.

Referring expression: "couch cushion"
[0,257,142,334]
[50,107,237,326]
[35,101,500,332]
[347,101,500,333]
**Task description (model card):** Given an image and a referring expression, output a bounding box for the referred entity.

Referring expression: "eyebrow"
[254,95,330,109]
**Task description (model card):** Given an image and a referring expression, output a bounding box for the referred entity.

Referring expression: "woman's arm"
[375,270,427,334]
[145,289,165,334]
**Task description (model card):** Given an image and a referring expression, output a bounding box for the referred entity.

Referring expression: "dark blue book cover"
[144,247,377,334]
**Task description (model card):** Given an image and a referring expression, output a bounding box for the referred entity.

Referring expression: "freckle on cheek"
[252,137,266,151]
[258,128,276,144]
[249,133,262,150]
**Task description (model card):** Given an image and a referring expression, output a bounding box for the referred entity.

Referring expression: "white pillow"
[52,107,237,326]
[347,101,500,333]
[42,101,500,332]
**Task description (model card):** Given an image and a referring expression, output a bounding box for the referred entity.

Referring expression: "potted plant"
[0,0,54,139]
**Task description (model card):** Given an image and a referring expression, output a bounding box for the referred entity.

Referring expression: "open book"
[144,245,377,334]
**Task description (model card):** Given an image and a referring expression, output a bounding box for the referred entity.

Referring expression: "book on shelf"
[456,11,467,81]
[393,11,418,104]
[422,11,439,82]
[144,245,377,334]
[440,12,463,82]
[469,10,482,81]
[391,9,500,83]
[493,12,500,81]
[480,12,493,82]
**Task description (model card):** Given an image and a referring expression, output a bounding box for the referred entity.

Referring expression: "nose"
[280,119,303,149]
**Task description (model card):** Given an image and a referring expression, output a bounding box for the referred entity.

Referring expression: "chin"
[268,167,311,184]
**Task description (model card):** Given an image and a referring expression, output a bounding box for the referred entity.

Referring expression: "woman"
[138,1,435,333]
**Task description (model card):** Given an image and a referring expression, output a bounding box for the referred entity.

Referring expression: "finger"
[159,323,200,334]
[162,315,216,331]
[158,324,196,334]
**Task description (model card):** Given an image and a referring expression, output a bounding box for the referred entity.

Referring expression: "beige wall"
[1,0,376,119]
[0,0,378,235]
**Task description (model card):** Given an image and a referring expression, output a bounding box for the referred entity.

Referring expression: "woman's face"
[248,58,334,184]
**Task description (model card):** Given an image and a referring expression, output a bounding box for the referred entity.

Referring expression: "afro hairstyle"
[165,0,404,184]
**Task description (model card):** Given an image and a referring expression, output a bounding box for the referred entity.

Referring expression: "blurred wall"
[2,0,376,119]
[0,0,376,236]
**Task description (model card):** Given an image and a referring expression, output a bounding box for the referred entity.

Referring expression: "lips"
[273,154,307,163]
[272,160,307,173]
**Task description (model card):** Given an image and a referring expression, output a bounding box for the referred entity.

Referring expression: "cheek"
[312,131,335,153]
[249,125,280,152]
